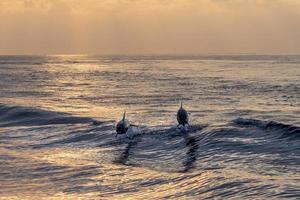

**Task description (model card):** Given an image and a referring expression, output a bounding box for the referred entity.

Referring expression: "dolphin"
[177,102,189,126]
[116,111,131,137]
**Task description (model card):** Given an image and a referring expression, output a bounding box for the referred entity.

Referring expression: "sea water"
[0,55,299,199]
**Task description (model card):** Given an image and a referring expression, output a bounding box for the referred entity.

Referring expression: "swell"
[1,114,299,199]
[1,104,299,171]
[233,118,300,140]
[0,104,97,127]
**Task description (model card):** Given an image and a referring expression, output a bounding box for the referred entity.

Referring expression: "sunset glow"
[1,0,300,54]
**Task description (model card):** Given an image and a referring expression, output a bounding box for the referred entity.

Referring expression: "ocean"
[0,55,299,199]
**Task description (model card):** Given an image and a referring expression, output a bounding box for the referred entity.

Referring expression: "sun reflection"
[1,147,216,199]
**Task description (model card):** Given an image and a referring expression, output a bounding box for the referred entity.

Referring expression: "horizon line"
[1,53,300,57]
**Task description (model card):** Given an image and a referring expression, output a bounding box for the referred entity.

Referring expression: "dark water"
[0,55,299,199]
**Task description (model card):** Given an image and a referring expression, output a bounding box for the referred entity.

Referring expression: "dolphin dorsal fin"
[122,111,126,121]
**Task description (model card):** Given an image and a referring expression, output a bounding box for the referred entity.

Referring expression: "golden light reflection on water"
[2,55,298,127]
[1,55,299,199]
[4,145,298,200]
[1,147,216,199]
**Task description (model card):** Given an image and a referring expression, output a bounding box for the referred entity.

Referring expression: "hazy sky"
[1,0,300,55]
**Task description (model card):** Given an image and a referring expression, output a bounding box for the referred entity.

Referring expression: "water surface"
[0,55,299,199]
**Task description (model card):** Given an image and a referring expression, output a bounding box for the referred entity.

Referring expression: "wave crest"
[0,104,96,127]
[233,118,300,139]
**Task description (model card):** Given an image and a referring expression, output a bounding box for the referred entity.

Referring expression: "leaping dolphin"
[116,111,131,137]
[177,102,189,126]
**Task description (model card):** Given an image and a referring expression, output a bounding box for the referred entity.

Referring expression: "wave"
[1,104,298,158]
[233,118,300,140]
[1,103,298,143]
[0,104,97,127]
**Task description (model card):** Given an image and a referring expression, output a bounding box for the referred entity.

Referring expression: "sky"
[0,0,300,55]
